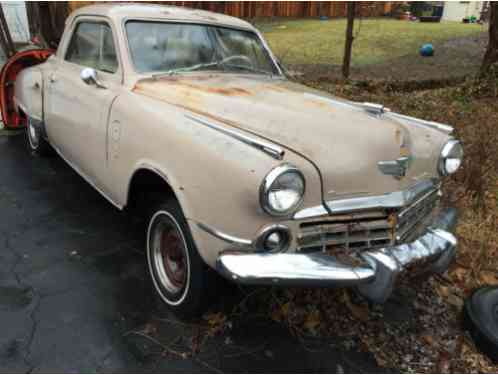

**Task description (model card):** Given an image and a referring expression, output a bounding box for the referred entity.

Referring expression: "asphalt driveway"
[0,132,382,373]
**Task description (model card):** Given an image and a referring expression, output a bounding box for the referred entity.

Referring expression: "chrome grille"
[297,190,440,253]
[396,189,440,242]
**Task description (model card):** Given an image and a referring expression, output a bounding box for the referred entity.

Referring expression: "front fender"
[111,92,322,267]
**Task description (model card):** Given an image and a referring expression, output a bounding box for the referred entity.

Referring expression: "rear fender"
[0,49,53,129]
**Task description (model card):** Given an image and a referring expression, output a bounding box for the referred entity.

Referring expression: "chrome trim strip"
[293,205,329,220]
[186,114,285,160]
[326,180,437,214]
[254,29,284,77]
[197,221,294,253]
[386,112,454,134]
[304,93,453,134]
[196,222,252,247]
[294,179,439,220]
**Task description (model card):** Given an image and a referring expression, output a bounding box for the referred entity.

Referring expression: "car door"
[45,18,121,190]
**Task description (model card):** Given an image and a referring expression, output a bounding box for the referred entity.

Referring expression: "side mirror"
[80,67,106,89]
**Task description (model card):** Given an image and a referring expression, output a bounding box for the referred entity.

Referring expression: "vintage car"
[12,4,463,316]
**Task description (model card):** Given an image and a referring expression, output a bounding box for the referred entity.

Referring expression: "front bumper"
[216,207,457,303]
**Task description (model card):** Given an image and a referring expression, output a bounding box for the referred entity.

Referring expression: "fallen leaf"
[437,284,450,298]
[342,291,369,321]
[204,312,226,336]
[452,266,468,281]
[447,294,464,309]
[436,351,451,373]
[480,271,498,285]
[304,309,320,331]
[421,334,435,347]
[142,322,157,336]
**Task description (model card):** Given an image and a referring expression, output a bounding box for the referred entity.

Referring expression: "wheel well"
[17,107,27,123]
[127,168,176,210]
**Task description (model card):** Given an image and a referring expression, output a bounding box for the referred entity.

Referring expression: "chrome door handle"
[49,74,56,83]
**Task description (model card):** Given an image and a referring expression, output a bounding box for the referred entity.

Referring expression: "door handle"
[49,73,57,83]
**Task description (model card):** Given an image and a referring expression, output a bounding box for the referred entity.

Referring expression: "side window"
[65,21,118,74]
[100,25,118,73]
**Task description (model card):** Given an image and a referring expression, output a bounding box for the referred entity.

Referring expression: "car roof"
[68,3,255,31]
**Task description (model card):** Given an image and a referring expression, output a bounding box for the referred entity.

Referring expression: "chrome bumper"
[216,207,457,303]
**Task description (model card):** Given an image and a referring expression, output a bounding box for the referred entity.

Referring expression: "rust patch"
[262,84,290,93]
[399,146,410,157]
[395,129,402,144]
[134,84,240,126]
[175,82,251,96]
[135,79,252,97]
[132,84,279,151]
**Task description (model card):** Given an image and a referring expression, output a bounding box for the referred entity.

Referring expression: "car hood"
[133,74,448,201]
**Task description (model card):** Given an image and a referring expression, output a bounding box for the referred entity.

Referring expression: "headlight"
[439,140,463,176]
[260,164,305,216]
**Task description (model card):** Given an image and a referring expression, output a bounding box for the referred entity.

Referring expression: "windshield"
[126,21,279,76]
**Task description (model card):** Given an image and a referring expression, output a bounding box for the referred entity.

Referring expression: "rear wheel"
[146,197,215,318]
[26,117,52,156]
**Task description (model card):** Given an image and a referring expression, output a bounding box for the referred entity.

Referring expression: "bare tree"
[342,2,356,79]
[481,2,498,75]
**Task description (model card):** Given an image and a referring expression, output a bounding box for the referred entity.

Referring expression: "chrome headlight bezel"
[260,164,306,216]
[438,139,463,176]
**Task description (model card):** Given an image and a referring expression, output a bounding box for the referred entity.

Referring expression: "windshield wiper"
[151,61,274,80]
[152,62,221,79]
[220,63,273,77]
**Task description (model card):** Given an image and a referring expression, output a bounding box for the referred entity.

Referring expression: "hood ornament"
[378,156,411,178]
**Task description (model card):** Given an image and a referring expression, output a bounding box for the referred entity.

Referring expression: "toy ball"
[420,43,434,57]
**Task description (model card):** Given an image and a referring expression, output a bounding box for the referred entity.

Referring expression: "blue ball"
[420,43,434,57]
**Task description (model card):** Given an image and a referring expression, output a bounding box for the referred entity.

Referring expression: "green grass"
[257,18,485,66]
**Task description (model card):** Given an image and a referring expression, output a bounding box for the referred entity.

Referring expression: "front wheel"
[26,117,52,156]
[146,197,215,318]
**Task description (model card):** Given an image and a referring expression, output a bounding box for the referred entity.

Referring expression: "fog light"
[264,232,282,251]
[256,225,291,253]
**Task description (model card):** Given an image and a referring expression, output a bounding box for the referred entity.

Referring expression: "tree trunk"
[480,2,498,75]
[342,2,356,79]
[0,5,16,58]
[26,2,69,49]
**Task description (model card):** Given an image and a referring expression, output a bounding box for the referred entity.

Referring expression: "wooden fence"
[68,1,398,18]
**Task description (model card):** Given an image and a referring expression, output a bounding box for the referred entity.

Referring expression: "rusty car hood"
[133,74,446,201]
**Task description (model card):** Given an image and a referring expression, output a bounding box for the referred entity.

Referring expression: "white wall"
[442,1,484,22]
[1,1,29,43]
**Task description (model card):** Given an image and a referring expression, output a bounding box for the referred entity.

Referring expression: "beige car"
[13,4,463,317]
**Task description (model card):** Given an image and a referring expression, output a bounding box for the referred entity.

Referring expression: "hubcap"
[151,216,187,294]
[28,120,39,149]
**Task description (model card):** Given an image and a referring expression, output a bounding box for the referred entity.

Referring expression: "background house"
[1,1,28,43]
[442,1,486,22]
